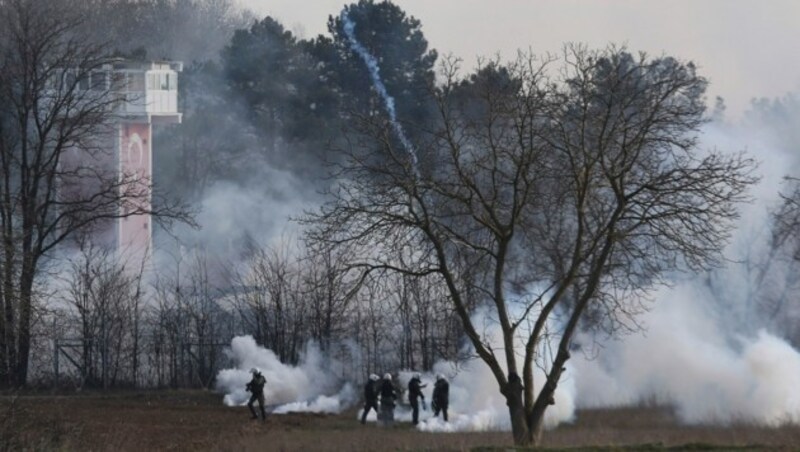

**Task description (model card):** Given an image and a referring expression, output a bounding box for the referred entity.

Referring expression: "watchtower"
[111,60,183,260]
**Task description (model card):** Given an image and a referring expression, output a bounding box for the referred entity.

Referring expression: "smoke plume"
[352,307,577,431]
[216,336,357,413]
[572,117,800,425]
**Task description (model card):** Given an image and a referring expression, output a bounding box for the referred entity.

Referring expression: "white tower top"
[108,60,183,124]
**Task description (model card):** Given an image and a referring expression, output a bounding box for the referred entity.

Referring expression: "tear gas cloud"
[398,358,575,432]
[407,307,576,432]
[165,167,320,264]
[572,118,800,425]
[573,285,800,425]
[215,336,357,413]
[206,6,800,426]
[215,109,800,430]
[203,179,315,247]
[216,308,577,429]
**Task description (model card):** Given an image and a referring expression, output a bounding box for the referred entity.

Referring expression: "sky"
[236,0,800,118]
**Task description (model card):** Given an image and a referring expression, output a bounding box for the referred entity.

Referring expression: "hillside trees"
[67,0,252,63]
[154,0,441,258]
[222,17,340,177]
[305,47,757,445]
[215,0,438,181]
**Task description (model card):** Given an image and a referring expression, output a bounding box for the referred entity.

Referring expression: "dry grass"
[0,391,798,451]
[540,406,800,450]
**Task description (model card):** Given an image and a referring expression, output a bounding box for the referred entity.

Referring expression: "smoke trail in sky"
[340,10,419,171]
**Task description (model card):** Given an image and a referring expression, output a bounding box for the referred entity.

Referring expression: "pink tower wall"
[118,122,152,258]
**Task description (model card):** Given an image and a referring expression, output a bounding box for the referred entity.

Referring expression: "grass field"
[1,390,798,451]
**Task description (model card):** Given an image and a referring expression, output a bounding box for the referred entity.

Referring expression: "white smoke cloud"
[272,384,357,414]
[192,173,318,251]
[415,357,575,432]
[353,307,577,432]
[573,284,800,425]
[215,336,357,413]
[214,110,800,430]
[572,120,800,425]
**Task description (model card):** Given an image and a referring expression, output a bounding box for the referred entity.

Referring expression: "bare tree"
[150,277,184,388]
[179,250,231,388]
[302,244,359,351]
[228,241,305,364]
[761,176,800,335]
[0,0,192,386]
[147,248,231,388]
[773,177,800,260]
[305,46,756,445]
[62,242,132,387]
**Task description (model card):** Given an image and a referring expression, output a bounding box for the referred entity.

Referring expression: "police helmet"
[383,373,392,381]
[369,373,379,381]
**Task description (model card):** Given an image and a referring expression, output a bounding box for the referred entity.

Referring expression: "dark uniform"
[432,376,449,421]
[360,376,379,424]
[246,370,267,421]
[407,375,426,425]
[379,376,397,425]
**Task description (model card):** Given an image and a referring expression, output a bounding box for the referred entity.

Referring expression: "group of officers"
[244,367,451,426]
[360,372,450,426]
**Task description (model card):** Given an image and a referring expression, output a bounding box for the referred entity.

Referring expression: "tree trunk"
[505,374,530,446]
[0,277,12,387]
[15,283,33,386]
[2,251,15,387]
[526,403,546,445]
[0,310,5,387]
[526,347,571,446]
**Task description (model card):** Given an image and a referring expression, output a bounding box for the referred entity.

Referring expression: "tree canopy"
[304,46,757,446]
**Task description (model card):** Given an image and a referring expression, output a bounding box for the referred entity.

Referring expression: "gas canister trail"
[340,10,419,174]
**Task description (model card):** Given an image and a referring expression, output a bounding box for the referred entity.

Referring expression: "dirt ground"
[1,390,799,451]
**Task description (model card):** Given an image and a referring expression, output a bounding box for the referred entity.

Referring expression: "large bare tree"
[306,46,757,445]
[0,0,190,386]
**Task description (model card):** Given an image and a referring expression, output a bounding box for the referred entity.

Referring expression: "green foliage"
[221,16,340,175]
[162,0,441,195]
[325,0,438,143]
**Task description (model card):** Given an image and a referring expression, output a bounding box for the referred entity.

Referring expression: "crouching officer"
[432,374,449,422]
[246,367,267,422]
